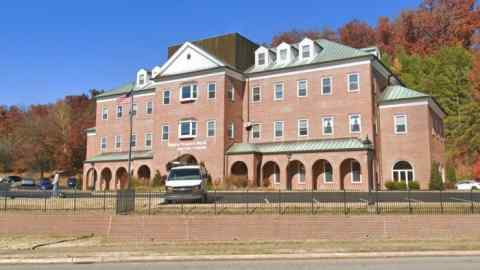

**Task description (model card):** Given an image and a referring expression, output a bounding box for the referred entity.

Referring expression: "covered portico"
[226,138,374,191]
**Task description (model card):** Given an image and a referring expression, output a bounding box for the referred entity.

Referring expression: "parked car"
[38,179,54,190]
[67,177,77,189]
[455,180,480,190]
[2,176,23,188]
[20,178,36,187]
[165,165,208,203]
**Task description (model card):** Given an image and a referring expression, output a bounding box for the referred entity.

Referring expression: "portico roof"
[226,138,371,155]
[85,150,153,163]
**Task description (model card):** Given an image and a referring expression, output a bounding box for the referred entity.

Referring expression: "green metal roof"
[226,138,371,155]
[85,127,96,133]
[379,85,428,103]
[96,81,156,99]
[85,150,153,163]
[246,39,371,74]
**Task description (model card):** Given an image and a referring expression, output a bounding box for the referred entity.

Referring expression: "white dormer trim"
[255,46,275,66]
[155,42,225,77]
[276,42,293,64]
[298,38,321,60]
[136,68,150,86]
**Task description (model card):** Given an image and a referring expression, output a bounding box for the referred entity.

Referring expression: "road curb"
[1,250,480,264]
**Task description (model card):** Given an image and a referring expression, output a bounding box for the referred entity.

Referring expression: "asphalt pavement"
[1,256,480,270]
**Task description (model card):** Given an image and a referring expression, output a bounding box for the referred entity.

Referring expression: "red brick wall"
[2,214,478,242]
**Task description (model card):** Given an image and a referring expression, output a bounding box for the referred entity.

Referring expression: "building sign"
[168,141,207,151]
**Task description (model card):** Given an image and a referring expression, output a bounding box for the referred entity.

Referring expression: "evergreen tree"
[429,162,444,190]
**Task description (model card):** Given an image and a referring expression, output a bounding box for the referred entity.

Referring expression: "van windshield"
[168,169,201,181]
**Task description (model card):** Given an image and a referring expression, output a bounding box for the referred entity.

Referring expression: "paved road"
[2,257,480,270]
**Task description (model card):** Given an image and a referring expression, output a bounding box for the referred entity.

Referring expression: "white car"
[165,165,208,203]
[455,180,480,190]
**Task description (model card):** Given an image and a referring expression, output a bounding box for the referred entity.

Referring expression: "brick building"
[82,33,446,191]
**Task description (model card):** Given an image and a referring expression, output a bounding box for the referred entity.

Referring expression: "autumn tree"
[338,19,376,48]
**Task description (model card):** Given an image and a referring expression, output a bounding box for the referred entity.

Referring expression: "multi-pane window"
[274,83,284,100]
[394,115,407,134]
[180,84,198,101]
[131,104,138,117]
[228,122,235,139]
[161,125,169,141]
[206,120,216,137]
[146,101,153,114]
[258,53,265,65]
[302,45,310,58]
[228,87,235,101]
[298,119,309,137]
[252,124,261,139]
[179,120,197,138]
[349,114,361,133]
[130,134,137,148]
[393,161,414,184]
[208,83,216,99]
[116,105,123,118]
[279,49,287,61]
[115,135,122,150]
[322,117,334,135]
[252,86,261,102]
[297,80,308,97]
[163,90,171,104]
[139,74,145,85]
[348,73,360,92]
[102,107,108,120]
[351,160,361,182]
[100,136,107,152]
[324,161,333,183]
[145,133,152,149]
[274,121,284,139]
[321,77,332,95]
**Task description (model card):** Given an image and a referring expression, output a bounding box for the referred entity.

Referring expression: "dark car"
[2,176,23,188]
[38,179,53,190]
[67,177,77,189]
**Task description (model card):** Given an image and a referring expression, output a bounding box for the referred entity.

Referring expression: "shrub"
[409,181,420,190]
[152,170,164,187]
[223,175,248,189]
[385,181,396,190]
[385,180,420,190]
[446,164,457,183]
[429,162,444,190]
[396,181,408,190]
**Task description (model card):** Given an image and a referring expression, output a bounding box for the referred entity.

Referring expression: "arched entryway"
[231,161,248,177]
[86,168,97,191]
[137,165,151,184]
[340,158,361,190]
[262,161,280,187]
[167,154,198,171]
[100,168,112,191]
[115,167,129,190]
[312,159,333,190]
[286,160,305,190]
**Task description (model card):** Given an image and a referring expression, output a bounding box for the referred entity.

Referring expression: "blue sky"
[0,0,420,106]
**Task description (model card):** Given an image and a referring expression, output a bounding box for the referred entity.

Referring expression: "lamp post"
[127,86,134,190]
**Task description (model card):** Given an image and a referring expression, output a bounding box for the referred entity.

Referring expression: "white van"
[165,165,208,203]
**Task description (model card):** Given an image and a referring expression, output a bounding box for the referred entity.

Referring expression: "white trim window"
[116,105,123,119]
[206,120,216,137]
[273,82,284,101]
[252,86,261,103]
[180,84,198,102]
[131,103,138,117]
[161,125,169,141]
[301,44,311,59]
[163,90,171,105]
[393,161,414,184]
[179,120,197,139]
[100,136,107,152]
[146,101,154,115]
[321,77,332,95]
[208,82,216,99]
[101,106,108,120]
[228,87,235,102]
[279,49,287,61]
[130,134,137,148]
[394,114,408,134]
[228,122,235,139]
[251,123,261,140]
[115,135,122,150]
[349,114,361,133]
[297,80,308,97]
[323,161,333,183]
[257,52,265,65]
[138,74,145,85]
[274,121,284,139]
[144,133,152,149]
[322,117,334,135]
[298,119,309,137]
[348,73,360,92]
[351,160,361,183]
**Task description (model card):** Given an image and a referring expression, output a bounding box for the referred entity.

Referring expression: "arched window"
[393,161,414,183]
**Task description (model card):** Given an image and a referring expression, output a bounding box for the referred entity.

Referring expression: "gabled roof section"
[226,138,371,155]
[379,85,428,103]
[154,42,227,78]
[95,81,155,100]
[246,39,370,74]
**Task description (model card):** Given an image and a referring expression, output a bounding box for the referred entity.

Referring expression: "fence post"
[440,189,444,214]
[375,189,379,215]
[408,188,412,214]
[103,191,107,212]
[43,194,47,212]
[148,192,152,216]
[246,188,249,215]
[181,198,184,215]
[73,188,77,212]
[3,192,7,212]
[470,189,474,214]
[278,189,282,215]
[311,188,314,215]
[214,186,217,215]
[343,189,347,215]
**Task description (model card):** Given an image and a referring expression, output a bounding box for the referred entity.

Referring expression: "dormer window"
[302,45,311,58]
[180,84,198,102]
[139,74,145,85]
[279,49,287,61]
[258,53,265,65]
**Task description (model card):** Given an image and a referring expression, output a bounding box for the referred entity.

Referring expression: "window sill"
[179,135,196,140]
[179,98,197,103]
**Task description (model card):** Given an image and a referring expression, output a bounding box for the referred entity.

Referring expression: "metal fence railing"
[0,189,479,215]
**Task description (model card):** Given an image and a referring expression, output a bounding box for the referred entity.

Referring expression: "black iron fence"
[0,189,479,215]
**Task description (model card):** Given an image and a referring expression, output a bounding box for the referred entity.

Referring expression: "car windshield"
[168,169,201,181]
